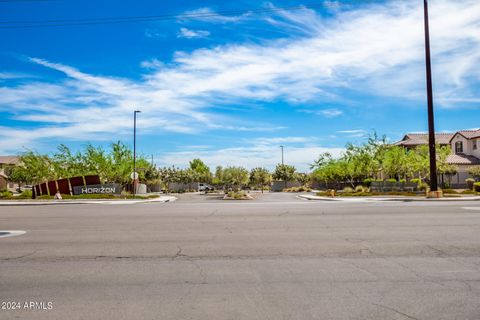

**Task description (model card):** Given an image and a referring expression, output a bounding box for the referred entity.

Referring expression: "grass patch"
[316,191,422,197]
[461,189,477,195]
[442,189,458,194]
[283,186,312,193]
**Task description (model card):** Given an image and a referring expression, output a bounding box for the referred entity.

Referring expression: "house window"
[455,141,463,154]
[474,140,477,150]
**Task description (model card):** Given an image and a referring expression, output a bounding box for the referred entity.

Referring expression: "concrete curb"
[297,194,480,202]
[0,196,177,206]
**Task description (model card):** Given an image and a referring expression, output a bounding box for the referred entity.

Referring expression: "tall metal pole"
[280,145,284,165]
[133,110,141,197]
[423,0,438,191]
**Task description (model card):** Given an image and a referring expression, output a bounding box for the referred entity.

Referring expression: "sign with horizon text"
[73,184,122,195]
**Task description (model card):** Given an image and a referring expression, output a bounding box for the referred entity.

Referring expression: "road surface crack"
[172,246,189,260]
[425,245,446,256]
[373,303,419,320]
[2,249,38,261]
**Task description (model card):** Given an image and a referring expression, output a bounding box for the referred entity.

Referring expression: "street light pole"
[133,110,141,197]
[280,145,284,165]
[423,0,438,192]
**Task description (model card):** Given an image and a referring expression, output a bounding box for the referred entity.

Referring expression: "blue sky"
[0,0,479,171]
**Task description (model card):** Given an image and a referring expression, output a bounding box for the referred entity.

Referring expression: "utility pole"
[133,110,141,197]
[423,0,438,192]
[280,145,284,165]
[151,154,154,167]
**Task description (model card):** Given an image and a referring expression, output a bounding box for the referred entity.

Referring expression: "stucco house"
[447,130,480,184]
[395,129,480,186]
[394,133,454,149]
[0,156,20,191]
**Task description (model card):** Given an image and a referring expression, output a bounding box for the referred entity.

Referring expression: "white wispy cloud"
[1,0,479,154]
[299,108,343,118]
[0,72,33,80]
[160,137,343,171]
[177,27,210,39]
[337,129,368,138]
[250,136,314,145]
[180,7,250,23]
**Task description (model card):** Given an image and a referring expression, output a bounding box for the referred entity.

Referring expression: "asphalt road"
[1,193,480,319]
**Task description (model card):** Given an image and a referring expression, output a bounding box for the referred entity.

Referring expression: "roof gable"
[0,156,20,165]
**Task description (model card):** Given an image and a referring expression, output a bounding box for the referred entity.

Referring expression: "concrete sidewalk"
[298,194,480,202]
[0,196,177,206]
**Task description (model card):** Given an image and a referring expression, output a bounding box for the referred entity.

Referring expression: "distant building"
[0,156,20,191]
[394,133,454,149]
[394,129,480,186]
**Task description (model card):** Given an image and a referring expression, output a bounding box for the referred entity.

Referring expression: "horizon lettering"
[73,184,122,195]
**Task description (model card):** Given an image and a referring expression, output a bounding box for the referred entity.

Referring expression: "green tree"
[310,152,333,170]
[10,151,53,184]
[382,146,408,180]
[273,164,297,189]
[468,167,480,179]
[222,167,249,191]
[249,167,272,193]
[295,172,310,186]
[189,158,212,183]
[11,141,153,186]
[158,166,180,192]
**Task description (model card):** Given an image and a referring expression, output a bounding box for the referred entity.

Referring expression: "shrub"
[355,185,367,193]
[386,191,418,196]
[410,178,427,191]
[343,187,354,193]
[474,182,480,192]
[0,190,13,198]
[386,178,397,183]
[442,189,458,194]
[418,183,428,191]
[466,178,475,190]
[461,189,476,195]
[17,189,33,199]
[399,179,406,183]
[363,178,374,187]
[410,178,421,185]
[283,186,311,192]
[226,191,248,199]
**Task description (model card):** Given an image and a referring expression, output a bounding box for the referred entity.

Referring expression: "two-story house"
[448,130,480,183]
[395,129,480,186]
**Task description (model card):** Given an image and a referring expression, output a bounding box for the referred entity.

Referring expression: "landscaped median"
[298,189,480,201]
[223,191,254,200]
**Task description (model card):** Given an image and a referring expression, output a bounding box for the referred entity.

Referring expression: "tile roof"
[394,133,454,146]
[453,129,480,140]
[0,156,20,165]
[446,154,480,165]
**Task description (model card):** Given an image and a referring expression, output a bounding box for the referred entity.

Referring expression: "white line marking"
[462,207,480,211]
[0,230,26,238]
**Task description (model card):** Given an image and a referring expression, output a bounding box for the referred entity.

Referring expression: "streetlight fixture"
[133,110,141,197]
[423,0,438,192]
[280,145,284,165]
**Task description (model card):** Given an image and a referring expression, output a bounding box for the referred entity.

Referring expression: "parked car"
[16,185,33,193]
[198,183,213,192]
